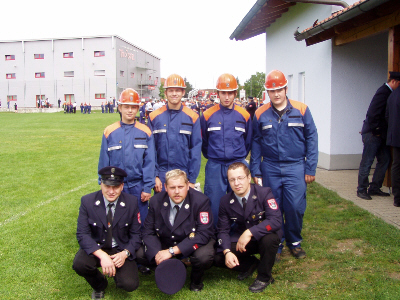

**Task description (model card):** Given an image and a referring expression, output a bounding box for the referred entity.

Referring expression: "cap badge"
[174,79,177,85]
[185,204,189,209]
[111,174,114,178]
[226,83,230,87]
[120,202,125,207]
[95,200,100,206]
[230,199,234,204]
[130,96,133,101]
[111,168,115,173]
[164,202,168,207]
[272,82,276,87]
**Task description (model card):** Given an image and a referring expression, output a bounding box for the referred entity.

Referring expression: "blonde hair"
[165,169,189,185]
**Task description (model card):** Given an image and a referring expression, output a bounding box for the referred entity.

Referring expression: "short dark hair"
[227,162,250,177]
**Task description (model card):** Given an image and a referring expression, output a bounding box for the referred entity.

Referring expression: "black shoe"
[394,203,400,207]
[290,247,306,259]
[237,261,260,281]
[91,290,105,300]
[357,191,372,200]
[138,265,152,275]
[190,282,204,292]
[249,278,275,293]
[368,189,390,197]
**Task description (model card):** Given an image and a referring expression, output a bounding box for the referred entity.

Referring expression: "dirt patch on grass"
[388,273,400,280]
[332,239,364,256]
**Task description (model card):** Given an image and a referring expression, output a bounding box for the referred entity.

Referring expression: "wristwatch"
[124,249,130,257]
[168,247,175,256]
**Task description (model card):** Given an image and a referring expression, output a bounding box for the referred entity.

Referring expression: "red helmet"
[119,88,140,105]
[265,70,287,90]
[216,73,238,91]
[164,74,186,89]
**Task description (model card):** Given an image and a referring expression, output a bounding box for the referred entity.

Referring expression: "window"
[5,55,15,60]
[7,95,17,101]
[95,93,105,99]
[35,72,45,78]
[120,71,124,77]
[131,72,135,78]
[34,54,44,59]
[65,94,75,103]
[64,71,74,77]
[63,52,73,58]
[6,73,16,79]
[94,70,105,76]
[298,72,305,103]
[94,51,105,57]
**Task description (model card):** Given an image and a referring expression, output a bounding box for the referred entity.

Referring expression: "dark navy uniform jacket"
[76,190,142,260]
[386,86,400,147]
[361,83,392,138]
[142,188,214,260]
[216,184,282,252]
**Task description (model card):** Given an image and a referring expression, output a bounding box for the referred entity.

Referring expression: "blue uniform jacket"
[148,104,202,183]
[200,104,252,164]
[216,184,282,252]
[76,190,142,259]
[98,121,155,194]
[250,99,318,176]
[386,86,400,147]
[142,188,215,259]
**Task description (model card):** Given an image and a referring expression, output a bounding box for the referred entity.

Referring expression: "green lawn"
[1,111,400,299]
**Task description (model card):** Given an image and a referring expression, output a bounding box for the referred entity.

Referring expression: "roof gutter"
[294,0,391,41]
[229,0,269,40]
[285,0,348,9]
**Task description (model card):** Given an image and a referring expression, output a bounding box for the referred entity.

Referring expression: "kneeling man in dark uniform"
[73,166,142,300]
[214,162,282,293]
[139,169,215,292]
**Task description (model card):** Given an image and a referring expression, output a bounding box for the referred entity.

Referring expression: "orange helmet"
[119,88,140,105]
[164,74,186,89]
[265,70,287,90]
[216,73,238,91]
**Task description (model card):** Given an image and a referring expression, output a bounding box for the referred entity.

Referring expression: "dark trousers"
[136,239,215,284]
[214,233,280,282]
[393,147,400,205]
[358,132,391,192]
[73,248,139,292]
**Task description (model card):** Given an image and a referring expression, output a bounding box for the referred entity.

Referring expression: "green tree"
[184,78,193,97]
[244,72,265,98]
[159,82,165,99]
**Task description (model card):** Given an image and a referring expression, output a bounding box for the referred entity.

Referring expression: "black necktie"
[242,197,247,211]
[174,205,180,224]
[104,203,114,249]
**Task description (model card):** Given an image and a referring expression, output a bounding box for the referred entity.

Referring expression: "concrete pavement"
[315,168,400,229]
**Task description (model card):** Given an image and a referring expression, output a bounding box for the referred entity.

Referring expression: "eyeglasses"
[228,176,248,184]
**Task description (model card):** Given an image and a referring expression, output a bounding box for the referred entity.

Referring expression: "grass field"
[1,111,400,299]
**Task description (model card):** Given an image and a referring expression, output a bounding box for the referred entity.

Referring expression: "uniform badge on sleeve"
[267,199,278,210]
[200,212,209,224]
[137,212,141,224]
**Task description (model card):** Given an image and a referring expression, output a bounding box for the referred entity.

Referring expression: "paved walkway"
[316,168,400,229]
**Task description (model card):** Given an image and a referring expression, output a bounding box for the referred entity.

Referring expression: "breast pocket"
[107,144,123,163]
[287,122,305,140]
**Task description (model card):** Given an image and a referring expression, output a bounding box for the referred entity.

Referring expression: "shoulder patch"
[104,121,121,139]
[134,122,152,137]
[289,99,308,116]
[255,103,271,120]
[202,104,220,121]
[234,105,251,122]
[149,105,167,122]
[182,106,199,123]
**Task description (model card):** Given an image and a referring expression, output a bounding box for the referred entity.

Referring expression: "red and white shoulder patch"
[200,212,209,224]
[267,199,278,210]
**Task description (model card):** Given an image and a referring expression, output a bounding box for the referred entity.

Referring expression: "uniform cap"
[99,166,127,186]
[155,259,186,294]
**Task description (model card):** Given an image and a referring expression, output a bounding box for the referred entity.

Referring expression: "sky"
[1,0,266,89]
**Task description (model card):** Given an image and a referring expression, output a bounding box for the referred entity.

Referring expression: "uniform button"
[247,221,249,223]
[172,236,175,238]
[93,223,96,226]
[174,242,177,245]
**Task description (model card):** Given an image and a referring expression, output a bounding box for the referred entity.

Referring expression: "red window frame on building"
[6,73,16,79]
[63,52,73,58]
[7,95,17,101]
[95,93,106,99]
[35,72,45,78]
[94,51,105,57]
[34,54,44,59]
[5,55,15,60]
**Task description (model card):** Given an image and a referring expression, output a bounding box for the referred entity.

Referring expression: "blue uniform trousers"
[123,183,148,227]
[261,160,306,251]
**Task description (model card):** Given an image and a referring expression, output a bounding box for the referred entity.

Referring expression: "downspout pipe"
[285,0,348,9]
[293,0,391,41]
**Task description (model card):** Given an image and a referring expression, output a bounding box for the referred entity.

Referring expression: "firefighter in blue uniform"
[148,74,202,192]
[98,88,155,225]
[137,169,215,292]
[139,99,146,124]
[200,73,252,226]
[214,162,282,293]
[250,70,318,260]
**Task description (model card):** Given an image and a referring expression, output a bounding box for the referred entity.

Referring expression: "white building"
[0,35,161,108]
[230,0,400,170]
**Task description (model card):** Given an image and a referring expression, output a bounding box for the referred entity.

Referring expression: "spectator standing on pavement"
[386,80,400,207]
[250,70,318,260]
[357,72,400,200]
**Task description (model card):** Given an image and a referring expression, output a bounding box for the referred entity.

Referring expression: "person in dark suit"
[138,169,215,292]
[245,97,257,120]
[214,162,282,293]
[386,84,400,207]
[73,166,142,300]
[357,72,400,200]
